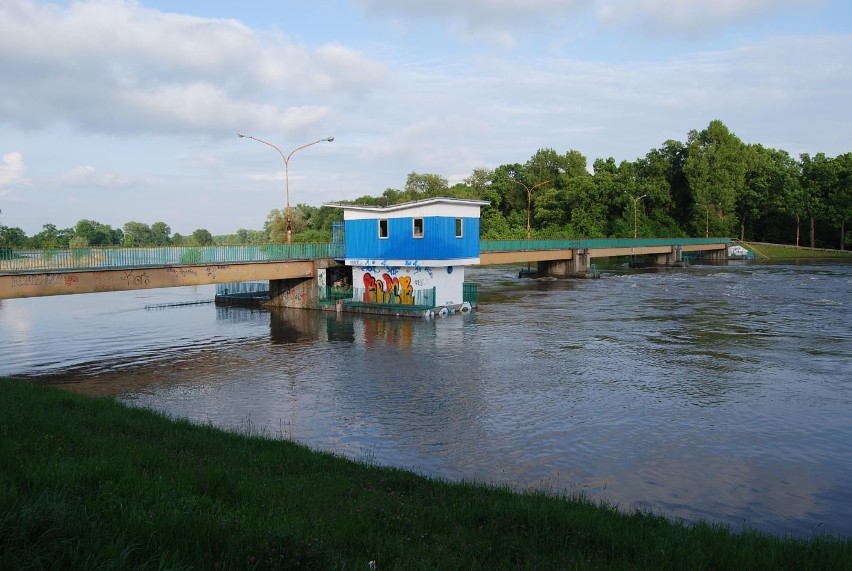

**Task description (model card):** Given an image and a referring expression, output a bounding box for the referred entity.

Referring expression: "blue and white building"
[327,197,489,311]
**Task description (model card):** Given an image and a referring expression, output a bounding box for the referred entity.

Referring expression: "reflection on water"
[1,262,851,538]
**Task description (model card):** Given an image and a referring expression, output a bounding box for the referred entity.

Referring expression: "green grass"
[2,378,850,570]
[738,241,852,260]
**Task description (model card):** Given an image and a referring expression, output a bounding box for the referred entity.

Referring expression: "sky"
[1,0,850,236]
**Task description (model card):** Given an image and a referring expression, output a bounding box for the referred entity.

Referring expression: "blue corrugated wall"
[344,217,480,260]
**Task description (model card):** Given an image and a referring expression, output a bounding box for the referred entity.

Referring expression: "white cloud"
[0,0,387,136]
[0,152,30,194]
[58,165,142,189]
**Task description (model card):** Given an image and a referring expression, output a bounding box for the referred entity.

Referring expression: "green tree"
[463,167,493,199]
[264,209,287,243]
[684,120,746,237]
[190,228,214,246]
[0,225,27,247]
[740,146,800,243]
[122,221,153,246]
[404,172,448,198]
[75,219,121,245]
[800,153,833,248]
[30,224,73,248]
[151,222,171,246]
[641,140,690,228]
[825,152,852,250]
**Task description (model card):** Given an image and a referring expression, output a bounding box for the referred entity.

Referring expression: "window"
[455,218,463,238]
[413,218,424,238]
[378,219,388,239]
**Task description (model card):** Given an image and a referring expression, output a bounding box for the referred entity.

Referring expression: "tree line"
[2,120,850,250]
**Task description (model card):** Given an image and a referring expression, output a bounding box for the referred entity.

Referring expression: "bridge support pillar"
[703,248,728,263]
[267,260,348,309]
[538,249,592,278]
[268,276,318,309]
[648,246,685,268]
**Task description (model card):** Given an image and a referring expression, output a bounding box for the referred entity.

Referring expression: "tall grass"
[2,378,850,569]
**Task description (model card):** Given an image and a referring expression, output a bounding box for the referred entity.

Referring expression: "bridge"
[0,238,729,303]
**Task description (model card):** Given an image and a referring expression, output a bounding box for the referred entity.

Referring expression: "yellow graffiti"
[398,275,413,305]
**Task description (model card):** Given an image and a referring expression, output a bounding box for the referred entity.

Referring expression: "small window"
[378,219,388,239]
[413,218,424,238]
[455,218,463,238]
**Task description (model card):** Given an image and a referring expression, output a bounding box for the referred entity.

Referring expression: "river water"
[2,260,850,539]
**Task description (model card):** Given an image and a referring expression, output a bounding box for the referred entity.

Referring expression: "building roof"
[324,196,490,213]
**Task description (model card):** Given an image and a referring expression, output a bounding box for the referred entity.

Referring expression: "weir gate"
[0,238,730,309]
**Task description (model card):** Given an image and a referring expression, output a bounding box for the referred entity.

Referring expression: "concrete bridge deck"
[1,237,730,300]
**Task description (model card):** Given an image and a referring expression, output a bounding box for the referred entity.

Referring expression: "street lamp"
[704,203,721,238]
[628,194,647,239]
[238,133,334,244]
[508,177,551,240]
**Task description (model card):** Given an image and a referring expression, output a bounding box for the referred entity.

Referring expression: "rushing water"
[2,260,851,539]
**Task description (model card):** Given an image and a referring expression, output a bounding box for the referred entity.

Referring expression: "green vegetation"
[2,378,850,570]
[2,120,850,251]
[740,242,852,260]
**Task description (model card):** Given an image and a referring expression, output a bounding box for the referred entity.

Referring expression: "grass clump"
[2,378,850,569]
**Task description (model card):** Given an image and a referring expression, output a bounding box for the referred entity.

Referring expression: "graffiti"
[94,275,113,291]
[10,274,64,288]
[167,267,198,278]
[362,272,414,305]
[404,261,433,278]
[63,275,79,286]
[124,271,150,287]
[204,265,230,278]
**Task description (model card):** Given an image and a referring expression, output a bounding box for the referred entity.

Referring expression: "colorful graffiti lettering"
[362,272,415,305]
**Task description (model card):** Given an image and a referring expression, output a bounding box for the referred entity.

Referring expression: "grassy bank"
[2,379,850,570]
[738,241,852,260]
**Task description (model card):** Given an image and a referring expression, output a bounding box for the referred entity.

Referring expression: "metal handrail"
[0,238,729,275]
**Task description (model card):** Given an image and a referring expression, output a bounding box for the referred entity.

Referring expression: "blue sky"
[1,0,850,236]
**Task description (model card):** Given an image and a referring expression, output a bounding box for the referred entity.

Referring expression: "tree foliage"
[2,120,849,249]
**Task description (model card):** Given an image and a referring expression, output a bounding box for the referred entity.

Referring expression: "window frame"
[455,217,463,238]
[378,219,389,239]
[412,217,424,238]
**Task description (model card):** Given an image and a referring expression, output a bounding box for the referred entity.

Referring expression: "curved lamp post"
[628,194,647,239]
[508,177,551,241]
[704,203,721,238]
[238,133,334,244]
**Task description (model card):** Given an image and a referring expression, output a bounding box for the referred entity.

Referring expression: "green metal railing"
[0,243,345,274]
[318,286,354,304]
[0,238,729,275]
[462,282,478,303]
[479,237,730,252]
